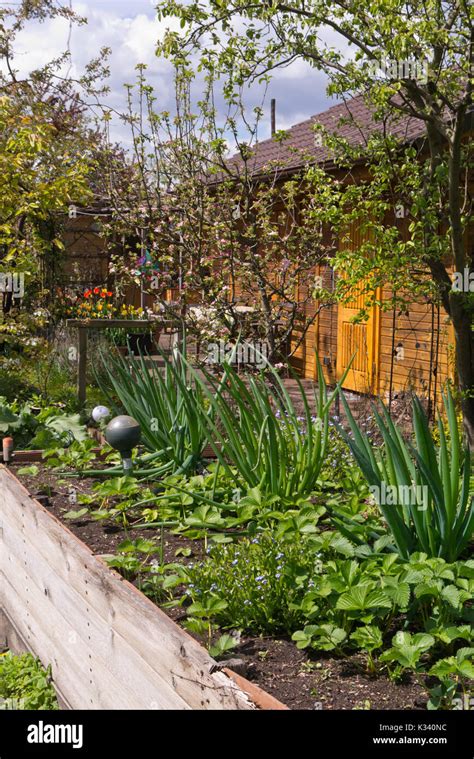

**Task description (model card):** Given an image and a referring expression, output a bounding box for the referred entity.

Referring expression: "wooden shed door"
[336,221,380,394]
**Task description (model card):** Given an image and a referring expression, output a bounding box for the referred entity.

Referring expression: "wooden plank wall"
[0,468,253,711]
[293,264,454,405]
[377,291,454,401]
[293,264,339,384]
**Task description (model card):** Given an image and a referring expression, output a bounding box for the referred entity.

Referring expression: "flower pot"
[127,332,153,355]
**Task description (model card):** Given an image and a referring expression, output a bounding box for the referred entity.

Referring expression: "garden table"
[66,318,177,406]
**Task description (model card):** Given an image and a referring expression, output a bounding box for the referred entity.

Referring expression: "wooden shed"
[224,94,458,404]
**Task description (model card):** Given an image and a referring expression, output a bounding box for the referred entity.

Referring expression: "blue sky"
[8,0,335,145]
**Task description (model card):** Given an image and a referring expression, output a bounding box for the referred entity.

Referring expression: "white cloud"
[4,1,340,145]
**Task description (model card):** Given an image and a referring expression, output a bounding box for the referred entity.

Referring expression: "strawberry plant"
[380,632,435,681]
[350,625,384,674]
[292,624,347,653]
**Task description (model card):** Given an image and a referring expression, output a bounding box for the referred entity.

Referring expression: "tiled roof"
[225,93,427,178]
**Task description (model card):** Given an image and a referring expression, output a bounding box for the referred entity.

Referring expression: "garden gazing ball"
[92,405,111,423]
[104,415,141,454]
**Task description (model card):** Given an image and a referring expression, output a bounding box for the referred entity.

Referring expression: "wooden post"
[77,327,87,407]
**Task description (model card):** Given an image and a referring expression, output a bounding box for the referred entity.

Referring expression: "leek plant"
[336,387,473,561]
[97,344,209,475]
[187,353,346,503]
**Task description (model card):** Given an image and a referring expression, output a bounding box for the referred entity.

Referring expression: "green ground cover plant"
[0,397,87,450]
[0,652,58,710]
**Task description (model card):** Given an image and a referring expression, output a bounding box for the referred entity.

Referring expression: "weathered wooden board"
[0,467,254,710]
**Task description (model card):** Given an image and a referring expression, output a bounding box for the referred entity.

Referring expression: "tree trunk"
[449,293,474,453]
[426,113,474,453]
[446,112,474,453]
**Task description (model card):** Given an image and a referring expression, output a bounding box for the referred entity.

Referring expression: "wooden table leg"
[78,327,87,407]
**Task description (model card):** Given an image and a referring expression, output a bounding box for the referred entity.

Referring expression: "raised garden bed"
[0,466,288,710]
[4,463,430,710]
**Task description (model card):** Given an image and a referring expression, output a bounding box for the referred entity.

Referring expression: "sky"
[7,0,336,146]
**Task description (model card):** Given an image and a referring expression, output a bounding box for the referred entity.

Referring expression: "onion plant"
[186,353,347,503]
[336,386,473,562]
[97,343,209,475]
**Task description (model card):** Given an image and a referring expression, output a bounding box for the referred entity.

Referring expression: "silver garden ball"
[92,405,111,423]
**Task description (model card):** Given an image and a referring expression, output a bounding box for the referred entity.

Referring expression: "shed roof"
[225,93,426,179]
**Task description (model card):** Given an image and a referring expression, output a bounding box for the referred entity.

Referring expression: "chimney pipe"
[271,98,276,137]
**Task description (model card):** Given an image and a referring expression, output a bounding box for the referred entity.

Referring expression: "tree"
[101,65,336,365]
[155,0,474,449]
[0,0,109,367]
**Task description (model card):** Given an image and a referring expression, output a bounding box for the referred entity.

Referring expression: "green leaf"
[44,413,87,442]
[209,634,238,659]
[441,585,461,608]
[17,465,39,476]
[291,626,318,649]
[336,584,392,611]
[350,625,383,652]
[381,632,434,669]
[63,508,88,520]
[384,582,410,608]
[310,624,347,651]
